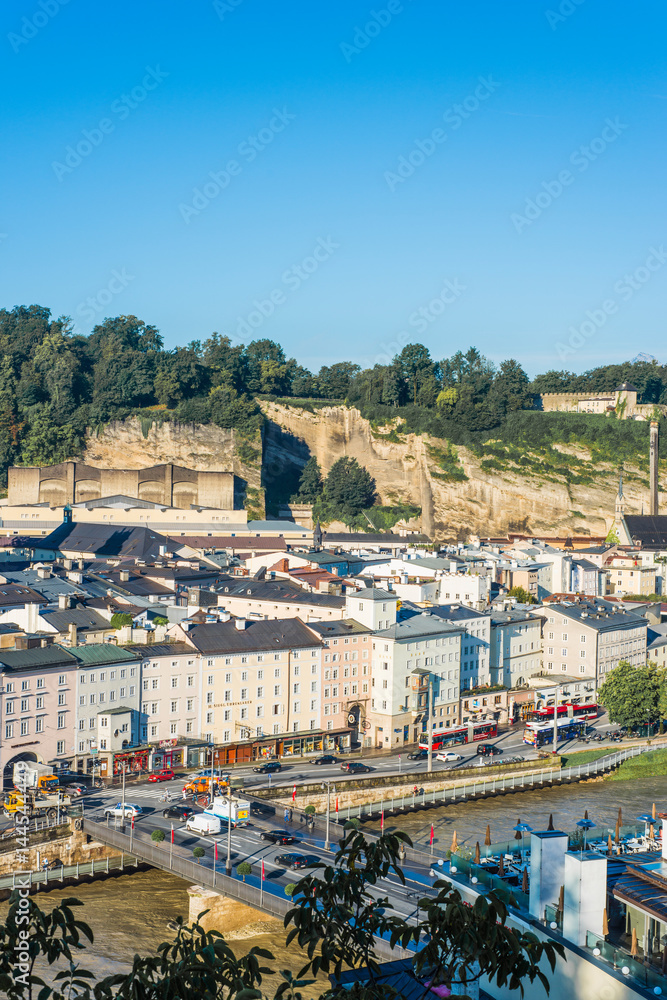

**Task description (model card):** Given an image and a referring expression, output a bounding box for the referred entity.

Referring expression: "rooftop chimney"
[58,593,72,611]
[69,623,78,647]
[119,570,130,583]
[650,420,659,516]
[235,617,249,630]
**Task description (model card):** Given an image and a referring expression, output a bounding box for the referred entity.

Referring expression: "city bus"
[529,703,598,723]
[522,718,586,747]
[420,720,498,752]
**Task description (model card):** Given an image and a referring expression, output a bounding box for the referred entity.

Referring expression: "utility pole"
[226,781,232,876]
[324,781,331,851]
[121,764,127,832]
[552,685,559,753]
[427,675,433,773]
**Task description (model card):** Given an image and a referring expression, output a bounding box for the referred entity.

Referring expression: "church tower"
[615,471,625,522]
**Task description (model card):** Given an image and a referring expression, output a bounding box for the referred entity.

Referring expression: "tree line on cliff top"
[0,303,664,484]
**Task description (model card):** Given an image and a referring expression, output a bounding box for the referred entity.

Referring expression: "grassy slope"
[607,748,667,781]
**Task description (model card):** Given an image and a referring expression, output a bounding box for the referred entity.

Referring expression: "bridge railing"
[336,743,650,824]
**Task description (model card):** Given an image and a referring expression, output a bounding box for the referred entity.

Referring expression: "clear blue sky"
[1,0,665,375]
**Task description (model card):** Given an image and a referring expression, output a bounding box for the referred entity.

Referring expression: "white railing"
[337,743,652,822]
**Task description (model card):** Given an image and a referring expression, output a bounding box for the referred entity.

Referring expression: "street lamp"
[121,763,127,832]
[226,781,232,876]
[323,781,335,851]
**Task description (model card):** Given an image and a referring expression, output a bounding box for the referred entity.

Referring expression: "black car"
[341,762,372,773]
[476,744,502,756]
[310,755,337,765]
[275,852,309,869]
[253,761,282,773]
[260,830,297,844]
[162,804,195,820]
[407,749,428,761]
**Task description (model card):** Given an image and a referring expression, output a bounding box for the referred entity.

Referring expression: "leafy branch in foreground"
[0,826,563,1000]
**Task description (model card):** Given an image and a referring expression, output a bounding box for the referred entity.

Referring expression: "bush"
[345,818,361,830]
[304,805,316,815]
[192,846,205,863]
[237,861,252,881]
[151,829,165,843]
[285,883,297,897]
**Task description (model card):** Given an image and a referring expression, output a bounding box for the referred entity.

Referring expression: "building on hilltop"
[539,382,665,420]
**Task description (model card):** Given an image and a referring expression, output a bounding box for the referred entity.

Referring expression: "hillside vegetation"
[0,304,661,498]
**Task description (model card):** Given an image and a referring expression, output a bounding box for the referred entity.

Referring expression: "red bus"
[419,720,498,752]
[530,703,598,723]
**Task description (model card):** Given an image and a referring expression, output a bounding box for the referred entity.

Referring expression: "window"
[206,711,213,724]
[152,679,159,689]
[4,723,12,739]
[187,675,195,687]
[257,669,263,680]
[21,699,29,713]
[20,720,28,736]
[5,701,13,714]
[58,693,66,706]
[241,670,248,681]
[274,667,281,678]
[21,680,29,691]
[58,674,66,685]
[186,721,193,733]
[241,688,248,700]
[257,706,264,717]
[170,722,177,734]
[257,686,264,698]
[57,713,66,729]
[274,685,281,696]
[206,692,213,704]
[143,679,149,690]
[150,725,158,737]
[225,672,232,683]
[207,675,214,686]
[224,709,231,721]
[56,741,65,755]
[187,698,193,711]
[170,700,178,713]
[171,677,178,688]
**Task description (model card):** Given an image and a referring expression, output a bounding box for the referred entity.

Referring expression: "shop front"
[98,745,152,778]
[150,738,211,772]
[212,728,351,765]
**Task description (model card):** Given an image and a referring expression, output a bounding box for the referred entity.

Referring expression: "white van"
[185,812,221,835]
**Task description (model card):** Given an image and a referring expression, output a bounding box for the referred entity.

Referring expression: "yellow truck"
[13,761,59,793]
[183,774,229,796]
[3,789,71,821]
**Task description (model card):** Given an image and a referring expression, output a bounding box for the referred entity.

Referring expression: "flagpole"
[260,859,264,906]
[170,825,174,868]
[430,823,434,856]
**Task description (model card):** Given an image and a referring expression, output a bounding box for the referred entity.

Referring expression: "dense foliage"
[1,303,661,489]
[598,661,667,729]
[0,827,563,999]
[293,457,381,527]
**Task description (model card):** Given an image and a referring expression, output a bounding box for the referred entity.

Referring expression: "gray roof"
[41,608,112,632]
[421,604,489,624]
[0,644,78,671]
[36,521,170,561]
[324,532,429,543]
[572,558,600,572]
[96,705,135,715]
[183,617,324,655]
[374,614,464,641]
[350,587,396,602]
[246,520,311,533]
[647,626,667,649]
[307,618,371,638]
[305,550,355,566]
[219,579,344,608]
[491,609,543,626]
[548,600,647,632]
[123,642,195,658]
[0,584,47,607]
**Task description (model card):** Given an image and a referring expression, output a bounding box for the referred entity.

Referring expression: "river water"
[4,776,667,988]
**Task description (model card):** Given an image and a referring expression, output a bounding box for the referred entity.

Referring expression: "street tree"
[598,661,666,729]
[295,456,323,502]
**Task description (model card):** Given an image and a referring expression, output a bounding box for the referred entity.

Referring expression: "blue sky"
[1,0,665,375]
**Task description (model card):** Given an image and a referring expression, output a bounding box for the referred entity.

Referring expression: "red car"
[148,769,176,782]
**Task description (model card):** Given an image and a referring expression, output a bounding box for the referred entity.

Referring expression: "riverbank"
[608,747,667,781]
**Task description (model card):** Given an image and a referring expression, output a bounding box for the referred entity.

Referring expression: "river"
[4,776,666,991]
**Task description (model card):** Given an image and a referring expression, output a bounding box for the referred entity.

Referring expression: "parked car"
[310,755,337,765]
[407,749,428,761]
[476,744,502,756]
[148,769,177,782]
[276,852,311,869]
[104,803,143,819]
[340,762,372,773]
[162,804,194,821]
[435,751,461,763]
[260,830,297,844]
[253,761,282,774]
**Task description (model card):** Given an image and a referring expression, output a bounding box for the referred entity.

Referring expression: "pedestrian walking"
[289,808,293,823]
[182,787,187,801]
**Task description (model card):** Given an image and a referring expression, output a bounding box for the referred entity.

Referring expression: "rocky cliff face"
[83,417,263,512]
[260,401,657,540]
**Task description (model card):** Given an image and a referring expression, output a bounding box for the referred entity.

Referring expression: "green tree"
[324,457,377,517]
[294,457,323,502]
[208,385,262,434]
[110,613,134,629]
[237,860,252,881]
[317,362,360,399]
[192,846,205,863]
[285,882,298,897]
[151,829,165,843]
[507,586,536,605]
[396,343,436,405]
[598,661,665,729]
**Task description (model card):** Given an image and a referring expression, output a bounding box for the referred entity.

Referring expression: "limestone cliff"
[260,402,659,541]
[83,417,263,515]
